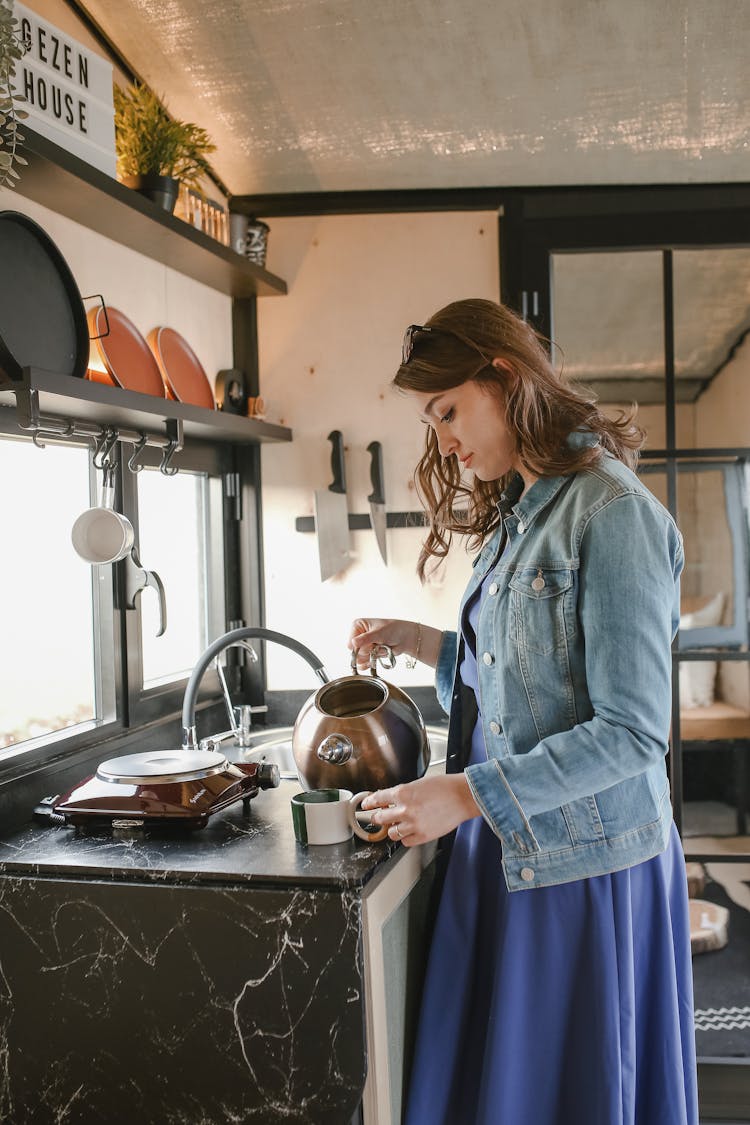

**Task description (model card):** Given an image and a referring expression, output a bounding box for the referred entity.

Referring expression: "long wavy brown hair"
[393,298,644,580]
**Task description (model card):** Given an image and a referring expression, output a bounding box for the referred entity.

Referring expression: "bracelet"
[405,622,422,669]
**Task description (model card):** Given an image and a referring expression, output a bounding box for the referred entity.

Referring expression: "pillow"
[679,592,725,709]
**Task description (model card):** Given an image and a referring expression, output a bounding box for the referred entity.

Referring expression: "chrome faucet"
[181,627,329,751]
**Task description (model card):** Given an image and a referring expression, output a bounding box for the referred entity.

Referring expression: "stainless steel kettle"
[292,645,430,791]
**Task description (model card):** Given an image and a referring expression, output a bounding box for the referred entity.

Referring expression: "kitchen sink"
[204,724,449,780]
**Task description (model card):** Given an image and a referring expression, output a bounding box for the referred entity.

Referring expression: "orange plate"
[87,307,165,397]
[147,327,215,410]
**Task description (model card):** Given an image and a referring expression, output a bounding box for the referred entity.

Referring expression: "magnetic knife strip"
[295,511,429,532]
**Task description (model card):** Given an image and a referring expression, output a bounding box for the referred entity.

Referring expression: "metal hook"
[92,428,119,470]
[101,461,116,492]
[159,440,179,476]
[127,434,149,474]
[30,420,75,449]
[159,418,183,477]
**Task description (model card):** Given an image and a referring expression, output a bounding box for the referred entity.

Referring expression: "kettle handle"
[350,644,396,677]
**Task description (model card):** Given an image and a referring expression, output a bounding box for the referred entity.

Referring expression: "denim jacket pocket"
[509,565,578,655]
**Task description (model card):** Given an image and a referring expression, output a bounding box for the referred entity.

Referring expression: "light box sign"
[11,2,115,177]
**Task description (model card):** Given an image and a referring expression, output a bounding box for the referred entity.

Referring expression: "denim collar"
[500,472,570,530]
[496,430,600,531]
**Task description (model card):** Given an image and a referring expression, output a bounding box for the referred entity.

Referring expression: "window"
[0,436,115,754]
[521,189,750,879]
[121,443,228,728]
[0,427,230,756]
[137,467,211,687]
[641,461,749,650]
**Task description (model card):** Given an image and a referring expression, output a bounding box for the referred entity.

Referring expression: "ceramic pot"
[122,174,180,213]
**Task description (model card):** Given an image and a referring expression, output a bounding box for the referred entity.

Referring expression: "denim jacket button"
[520,867,535,882]
[489,721,501,735]
[517,521,526,534]
[488,582,499,596]
[482,652,494,666]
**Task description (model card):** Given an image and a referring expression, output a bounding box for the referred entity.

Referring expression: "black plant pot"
[122,174,180,213]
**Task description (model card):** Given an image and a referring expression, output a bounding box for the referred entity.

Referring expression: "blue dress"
[405,564,698,1125]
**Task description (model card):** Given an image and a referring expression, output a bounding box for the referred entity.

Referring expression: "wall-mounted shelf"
[12,128,287,299]
[0,368,292,446]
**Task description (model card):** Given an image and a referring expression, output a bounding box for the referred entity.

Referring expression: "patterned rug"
[690,861,750,1058]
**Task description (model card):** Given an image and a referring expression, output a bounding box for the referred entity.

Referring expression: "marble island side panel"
[0,784,404,1123]
[0,873,366,1123]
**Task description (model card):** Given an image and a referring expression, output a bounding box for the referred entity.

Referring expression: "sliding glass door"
[537,224,750,1086]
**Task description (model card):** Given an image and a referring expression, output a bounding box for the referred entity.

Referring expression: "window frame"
[0,409,238,771]
[120,439,232,729]
[0,415,127,770]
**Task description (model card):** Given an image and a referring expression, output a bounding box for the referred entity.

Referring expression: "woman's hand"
[348,617,443,670]
[360,774,481,846]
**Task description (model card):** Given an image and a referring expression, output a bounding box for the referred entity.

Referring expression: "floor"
[683,801,750,1069]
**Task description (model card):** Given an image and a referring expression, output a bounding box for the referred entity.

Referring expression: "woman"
[349,299,698,1125]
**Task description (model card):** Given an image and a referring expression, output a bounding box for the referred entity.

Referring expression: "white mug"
[290,789,390,846]
[291,788,355,845]
[71,467,135,565]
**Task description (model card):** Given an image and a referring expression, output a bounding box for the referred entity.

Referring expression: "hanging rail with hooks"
[18,397,185,475]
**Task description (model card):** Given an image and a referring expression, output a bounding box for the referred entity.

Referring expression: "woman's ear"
[492,357,515,378]
[491,358,518,390]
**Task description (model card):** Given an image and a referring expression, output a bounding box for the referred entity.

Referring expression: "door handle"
[125,547,167,637]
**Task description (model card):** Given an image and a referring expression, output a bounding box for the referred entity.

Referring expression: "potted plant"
[113,82,216,212]
[0,0,28,189]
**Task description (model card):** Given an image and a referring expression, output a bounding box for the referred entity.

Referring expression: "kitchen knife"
[367,440,388,566]
[313,430,351,581]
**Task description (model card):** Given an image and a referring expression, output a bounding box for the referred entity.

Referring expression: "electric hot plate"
[45,749,280,830]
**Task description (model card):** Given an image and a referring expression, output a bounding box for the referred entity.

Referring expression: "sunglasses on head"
[401,324,433,364]
[401,323,492,368]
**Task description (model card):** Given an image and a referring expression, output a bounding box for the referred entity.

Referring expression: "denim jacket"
[435,437,684,892]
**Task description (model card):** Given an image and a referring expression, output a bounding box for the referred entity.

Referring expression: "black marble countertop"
[0,777,400,890]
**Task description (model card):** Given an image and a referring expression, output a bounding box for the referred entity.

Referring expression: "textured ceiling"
[75,0,750,402]
[81,0,750,197]
[552,248,750,402]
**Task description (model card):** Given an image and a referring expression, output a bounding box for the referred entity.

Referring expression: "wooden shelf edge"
[0,369,293,446]
[10,127,287,299]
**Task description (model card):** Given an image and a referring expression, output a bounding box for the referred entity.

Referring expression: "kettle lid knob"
[316,734,353,765]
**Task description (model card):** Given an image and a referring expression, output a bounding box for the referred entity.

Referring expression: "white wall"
[696,334,750,450]
[257,211,500,690]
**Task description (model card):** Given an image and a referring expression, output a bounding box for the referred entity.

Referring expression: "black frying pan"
[0,210,90,381]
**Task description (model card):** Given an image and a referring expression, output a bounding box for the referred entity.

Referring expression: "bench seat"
[680,702,750,743]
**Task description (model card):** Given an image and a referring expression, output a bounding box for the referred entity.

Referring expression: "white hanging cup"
[71,465,135,565]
